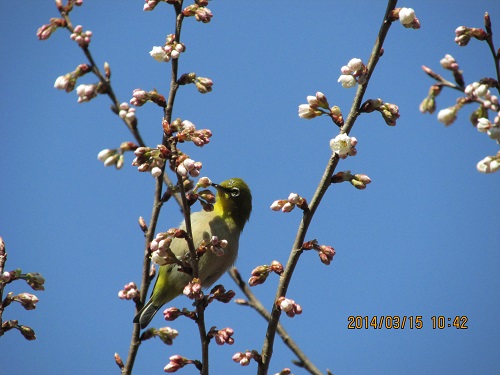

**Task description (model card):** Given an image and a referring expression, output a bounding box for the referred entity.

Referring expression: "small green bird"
[134,178,252,329]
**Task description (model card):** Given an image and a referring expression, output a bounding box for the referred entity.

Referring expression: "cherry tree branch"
[257,1,399,373]
[229,268,322,375]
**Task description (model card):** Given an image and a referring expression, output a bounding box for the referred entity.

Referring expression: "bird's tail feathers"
[133,298,161,329]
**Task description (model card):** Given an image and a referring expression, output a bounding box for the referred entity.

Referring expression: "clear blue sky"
[1,1,499,374]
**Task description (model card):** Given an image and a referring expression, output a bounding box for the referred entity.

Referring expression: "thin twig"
[229,268,322,375]
[257,1,398,373]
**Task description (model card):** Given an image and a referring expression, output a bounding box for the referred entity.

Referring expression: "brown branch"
[229,268,322,375]
[257,1,399,373]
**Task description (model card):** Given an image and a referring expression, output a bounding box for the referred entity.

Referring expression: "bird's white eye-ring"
[230,187,240,197]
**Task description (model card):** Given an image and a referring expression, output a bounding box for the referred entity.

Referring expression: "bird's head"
[212,178,252,230]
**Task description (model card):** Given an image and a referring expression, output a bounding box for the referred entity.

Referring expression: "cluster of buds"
[465,80,499,105]
[2,270,46,291]
[330,133,358,159]
[297,92,345,127]
[149,228,187,266]
[130,88,166,107]
[183,278,203,300]
[5,292,39,310]
[208,326,234,345]
[270,193,307,213]
[276,296,302,318]
[248,261,284,286]
[197,236,228,257]
[206,284,236,304]
[477,115,500,143]
[70,25,92,47]
[275,369,292,375]
[178,73,214,94]
[163,306,197,321]
[360,98,400,126]
[338,58,367,88]
[116,102,137,123]
[117,282,139,301]
[132,144,169,177]
[389,7,420,29]
[176,155,203,179]
[166,119,212,146]
[477,151,500,173]
[98,142,138,170]
[184,177,216,210]
[232,350,261,367]
[53,64,91,93]
[439,54,464,87]
[331,170,372,190]
[150,34,186,63]
[164,355,199,373]
[455,25,488,47]
[37,17,67,41]
[194,77,214,93]
[302,239,336,265]
[2,320,36,341]
[140,326,179,345]
[76,82,107,103]
[183,2,213,23]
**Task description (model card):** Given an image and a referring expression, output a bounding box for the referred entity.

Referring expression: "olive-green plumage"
[134,178,252,329]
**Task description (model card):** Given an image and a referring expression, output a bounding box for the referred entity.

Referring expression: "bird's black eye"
[230,187,240,197]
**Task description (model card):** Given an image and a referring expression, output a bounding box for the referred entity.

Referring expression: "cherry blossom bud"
[270,260,284,275]
[196,176,212,188]
[114,353,124,369]
[2,271,11,282]
[276,297,303,317]
[163,307,182,321]
[157,326,179,345]
[183,279,203,300]
[25,273,45,291]
[419,96,436,114]
[437,107,457,126]
[19,325,36,341]
[281,202,295,213]
[311,92,327,108]
[440,54,458,70]
[477,118,492,132]
[195,7,213,23]
[477,155,500,173]
[338,74,356,88]
[118,282,139,300]
[14,293,39,310]
[164,355,188,373]
[151,166,162,177]
[97,149,115,162]
[287,193,300,204]
[347,58,363,72]
[209,327,235,345]
[270,200,285,211]
[399,8,415,25]
[279,298,293,312]
[298,104,320,119]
